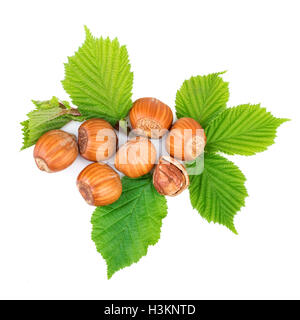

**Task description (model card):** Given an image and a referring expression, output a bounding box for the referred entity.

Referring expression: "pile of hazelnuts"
[33,98,207,206]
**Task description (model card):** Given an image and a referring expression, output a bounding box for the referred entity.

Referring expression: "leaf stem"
[69,108,82,116]
[60,106,83,119]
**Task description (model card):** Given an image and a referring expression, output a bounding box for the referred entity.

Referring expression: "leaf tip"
[279,118,291,124]
[230,226,239,235]
[217,70,227,76]
[84,25,92,38]
[107,270,113,280]
[226,219,239,235]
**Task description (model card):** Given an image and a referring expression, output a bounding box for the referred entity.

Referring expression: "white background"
[0,0,299,300]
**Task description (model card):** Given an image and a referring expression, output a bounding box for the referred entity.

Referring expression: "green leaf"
[188,153,248,234]
[21,97,84,150]
[91,174,167,279]
[205,104,290,156]
[62,26,134,125]
[175,72,229,128]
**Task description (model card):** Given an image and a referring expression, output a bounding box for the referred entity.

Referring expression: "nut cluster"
[33,97,206,206]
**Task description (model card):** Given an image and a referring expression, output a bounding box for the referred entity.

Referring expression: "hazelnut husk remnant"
[77,162,122,206]
[166,117,206,161]
[78,119,117,162]
[129,97,173,138]
[34,130,78,173]
[153,156,189,196]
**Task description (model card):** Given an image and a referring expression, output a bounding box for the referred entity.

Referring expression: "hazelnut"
[129,97,173,138]
[114,137,156,178]
[77,162,122,206]
[78,119,117,162]
[166,117,206,161]
[34,130,78,173]
[153,156,189,196]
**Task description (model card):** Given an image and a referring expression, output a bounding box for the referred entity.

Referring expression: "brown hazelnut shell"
[114,137,157,178]
[77,162,122,206]
[166,117,206,161]
[129,97,173,139]
[153,156,189,196]
[34,130,78,173]
[78,119,117,162]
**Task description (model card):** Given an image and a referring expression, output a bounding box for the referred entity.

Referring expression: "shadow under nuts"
[78,119,117,162]
[166,117,206,161]
[77,163,122,206]
[153,156,189,196]
[115,137,156,178]
[34,130,78,173]
[129,97,173,139]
